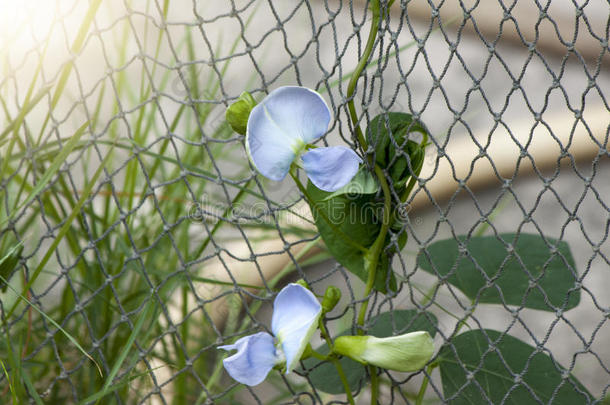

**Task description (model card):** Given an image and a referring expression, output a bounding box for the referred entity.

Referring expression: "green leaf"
[307,181,398,293]
[306,355,363,396]
[418,233,580,311]
[304,310,438,394]
[322,166,380,201]
[438,329,592,404]
[366,112,427,189]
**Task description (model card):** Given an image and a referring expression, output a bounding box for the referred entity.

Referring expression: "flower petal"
[219,332,279,386]
[271,283,322,373]
[255,86,331,145]
[302,146,363,192]
[246,86,331,181]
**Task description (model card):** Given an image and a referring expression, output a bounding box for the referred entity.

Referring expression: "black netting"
[0,0,608,403]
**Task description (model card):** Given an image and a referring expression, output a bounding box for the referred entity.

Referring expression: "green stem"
[369,366,379,405]
[346,0,381,155]
[353,165,391,404]
[309,350,328,361]
[318,319,355,405]
[357,165,392,331]
[333,357,356,405]
[348,0,395,332]
[415,364,435,405]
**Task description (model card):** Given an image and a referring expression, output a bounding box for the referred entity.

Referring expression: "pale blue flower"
[219,283,322,386]
[246,86,362,192]
[271,283,322,373]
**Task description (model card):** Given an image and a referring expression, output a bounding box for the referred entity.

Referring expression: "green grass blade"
[0,85,52,143]
[0,244,102,378]
[6,136,315,227]
[4,137,116,322]
[94,297,156,405]
[35,0,103,146]
[19,364,45,405]
[144,267,266,290]
[192,178,252,259]
[51,0,103,109]
[0,358,18,404]
[79,366,164,405]
[2,122,89,225]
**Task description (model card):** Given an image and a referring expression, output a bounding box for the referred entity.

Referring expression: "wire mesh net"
[0,0,609,403]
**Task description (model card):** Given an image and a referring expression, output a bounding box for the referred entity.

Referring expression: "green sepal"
[300,343,314,361]
[332,335,367,362]
[322,166,379,201]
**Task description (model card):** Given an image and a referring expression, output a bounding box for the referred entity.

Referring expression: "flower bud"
[226,91,257,135]
[294,279,310,290]
[333,331,434,372]
[321,285,341,313]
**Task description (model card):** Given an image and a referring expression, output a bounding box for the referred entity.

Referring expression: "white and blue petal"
[258,86,331,145]
[246,105,298,181]
[271,283,322,373]
[219,332,280,386]
[302,146,363,192]
[246,86,331,181]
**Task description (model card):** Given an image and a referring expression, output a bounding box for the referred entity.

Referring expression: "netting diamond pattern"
[0,0,608,403]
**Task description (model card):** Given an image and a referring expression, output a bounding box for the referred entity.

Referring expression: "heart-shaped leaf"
[438,329,592,404]
[307,181,399,293]
[418,233,580,311]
